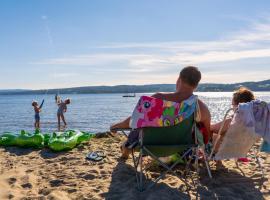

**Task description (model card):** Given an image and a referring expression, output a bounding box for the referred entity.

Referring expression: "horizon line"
[1,78,269,91]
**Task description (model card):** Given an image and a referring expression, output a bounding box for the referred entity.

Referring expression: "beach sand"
[0,133,269,200]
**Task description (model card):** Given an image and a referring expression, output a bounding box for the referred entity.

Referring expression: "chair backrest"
[215,121,259,160]
[141,114,195,146]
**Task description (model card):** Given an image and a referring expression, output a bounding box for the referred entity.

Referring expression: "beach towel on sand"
[129,95,197,129]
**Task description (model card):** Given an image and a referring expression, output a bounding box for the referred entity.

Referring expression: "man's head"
[176,66,201,91]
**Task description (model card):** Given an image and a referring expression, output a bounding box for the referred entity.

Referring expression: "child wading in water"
[56,96,71,131]
[32,99,44,129]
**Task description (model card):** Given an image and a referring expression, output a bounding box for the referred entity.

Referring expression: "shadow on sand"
[3,146,39,156]
[104,160,265,200]
[197,166,265,200]
[39,148,68,159]
[104,160,192,200]
[3,146,67,159]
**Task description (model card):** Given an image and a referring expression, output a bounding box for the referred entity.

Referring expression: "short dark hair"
[232,87,255,105]
[180,66,201,87]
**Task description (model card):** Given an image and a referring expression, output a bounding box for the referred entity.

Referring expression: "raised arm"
[39,99,45,109]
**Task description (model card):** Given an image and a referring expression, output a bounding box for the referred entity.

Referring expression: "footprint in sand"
[67,188,77,193]
[21,182,32,189]
[38,188,52,196]
[99,165,104,170]
[81,174,96,180]
[49,179,64,187]
[100,170,107,175]
[7,193,14,199]
[8,177,17,185]
[25,169,34,173]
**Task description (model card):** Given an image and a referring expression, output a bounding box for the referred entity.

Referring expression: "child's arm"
[210,118,232,134]
[39,99,45,109]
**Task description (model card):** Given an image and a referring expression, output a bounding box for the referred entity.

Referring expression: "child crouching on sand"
[32,99,44,129]
[57,98,71,131]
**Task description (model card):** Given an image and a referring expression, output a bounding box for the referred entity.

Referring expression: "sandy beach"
[0,133,269,200]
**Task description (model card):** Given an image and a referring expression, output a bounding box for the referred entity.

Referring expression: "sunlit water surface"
[0,92,269,133]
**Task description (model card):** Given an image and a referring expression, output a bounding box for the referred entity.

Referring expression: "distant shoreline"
[0,79,269,95]
[1,91,270,96]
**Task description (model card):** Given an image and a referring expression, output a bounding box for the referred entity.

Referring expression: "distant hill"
[198,79,270,92]
[0,79,269,95]
[0,89,30,94]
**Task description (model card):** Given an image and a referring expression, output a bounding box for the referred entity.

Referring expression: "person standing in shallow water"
[32,99,44,129]
[57,98,71,131]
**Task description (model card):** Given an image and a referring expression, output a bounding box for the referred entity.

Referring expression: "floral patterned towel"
[130,95,197,129]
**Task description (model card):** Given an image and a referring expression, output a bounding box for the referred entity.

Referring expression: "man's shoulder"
[152,92,173,99]
[198,99,209,109]
[198,99,210,116]
[153,92,191,103]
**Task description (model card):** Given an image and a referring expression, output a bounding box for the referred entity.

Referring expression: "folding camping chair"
[210,108,265,178]
[119,113,212,191]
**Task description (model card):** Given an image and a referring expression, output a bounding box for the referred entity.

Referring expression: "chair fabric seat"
[140,145,196,157]
[142,115,194,145]
[136,114,195,157]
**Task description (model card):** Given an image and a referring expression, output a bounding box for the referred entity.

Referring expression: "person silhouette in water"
[56,96,71,131]
[32,99,44,129]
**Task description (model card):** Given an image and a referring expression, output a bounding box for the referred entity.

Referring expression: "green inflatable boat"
[0,130,44,148]
[0,129,94,151]
[0,132,19,146]
[48,130,93,151]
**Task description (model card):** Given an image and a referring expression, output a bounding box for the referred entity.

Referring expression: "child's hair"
[232,87,255,105]
[32,101,38,106]
[65,98,71,104]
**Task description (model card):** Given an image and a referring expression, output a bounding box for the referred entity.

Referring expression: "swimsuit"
[57,102,67,115]
[35,113,40,122]
[34,100,44,122]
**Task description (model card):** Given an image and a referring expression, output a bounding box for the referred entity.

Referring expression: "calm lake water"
[0,92,269,133]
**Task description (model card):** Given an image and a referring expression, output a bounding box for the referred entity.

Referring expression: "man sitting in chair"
[110,66,211,159]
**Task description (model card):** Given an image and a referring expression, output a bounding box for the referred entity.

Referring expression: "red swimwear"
[196,122,209,144]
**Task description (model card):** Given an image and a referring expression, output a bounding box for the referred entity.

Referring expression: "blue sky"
[1,0,270,89]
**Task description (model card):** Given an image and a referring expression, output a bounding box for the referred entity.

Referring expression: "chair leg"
[235,159,245,176]
[201,149,212,179]
[255,154,264,178]
[193,147,201,188]
[139,148,144,191]
[184,148,196,177]
[131,149,140,190]
[195,147,200,174]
